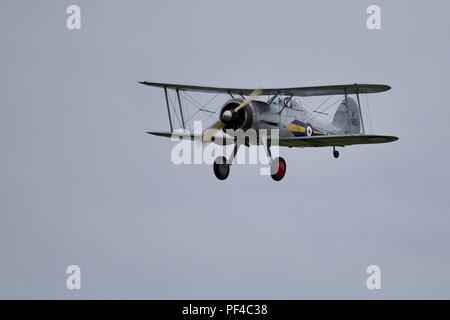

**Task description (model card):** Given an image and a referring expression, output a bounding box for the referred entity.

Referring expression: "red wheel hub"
[275,160,286,179]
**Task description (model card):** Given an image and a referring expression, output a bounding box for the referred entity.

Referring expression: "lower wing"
[147,131,235,145]
[148,131,398,147]
[278,135,398,148]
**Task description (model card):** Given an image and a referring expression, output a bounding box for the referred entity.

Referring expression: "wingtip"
[383,135,399,143]
[146,131,173,138]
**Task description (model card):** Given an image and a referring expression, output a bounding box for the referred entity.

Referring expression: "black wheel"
[333,150,340,159]
[213,156,230,180]
[270,157,286,181]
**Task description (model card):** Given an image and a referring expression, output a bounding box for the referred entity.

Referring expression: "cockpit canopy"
[270,96,303,110]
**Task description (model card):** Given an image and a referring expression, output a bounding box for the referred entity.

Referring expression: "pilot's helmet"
[283,97,292,107]
[291,99,301,109]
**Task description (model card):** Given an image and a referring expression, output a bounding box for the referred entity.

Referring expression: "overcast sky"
[1,0,450,299]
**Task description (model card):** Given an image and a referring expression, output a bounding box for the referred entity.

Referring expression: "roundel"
[306,123,314,136]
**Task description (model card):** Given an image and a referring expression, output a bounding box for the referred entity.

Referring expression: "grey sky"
[1,0,449,299]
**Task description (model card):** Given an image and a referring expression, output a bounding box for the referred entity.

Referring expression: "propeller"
[233,88,263,113]
[203,88,262,141]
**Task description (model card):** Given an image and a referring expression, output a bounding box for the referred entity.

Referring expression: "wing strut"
[164,87,173,132]
[356,90,366,134]
[344,90,351,133]
[176,89,186,129]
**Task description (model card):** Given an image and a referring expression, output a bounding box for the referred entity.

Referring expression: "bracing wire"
[306,96,343,123]
[167,92,182,128]
[189,103,224,135]
[183,92,219,123]
[365,94,374,133]
[303,95,333,122]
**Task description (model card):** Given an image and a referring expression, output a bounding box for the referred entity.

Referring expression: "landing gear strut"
[262,137,286,181]
[212,137,288,181]
[333,146,340,159]
[213,142,241,181]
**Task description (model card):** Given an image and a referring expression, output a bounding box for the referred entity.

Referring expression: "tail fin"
[332,97,361,134]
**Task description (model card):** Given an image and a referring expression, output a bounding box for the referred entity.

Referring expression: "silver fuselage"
[250,98,344,139]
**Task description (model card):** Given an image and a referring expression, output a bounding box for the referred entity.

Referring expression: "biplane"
[140,82,398,181]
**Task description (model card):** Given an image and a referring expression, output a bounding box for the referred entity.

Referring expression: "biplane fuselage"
[249,98,350,139]
[140,82,398,181]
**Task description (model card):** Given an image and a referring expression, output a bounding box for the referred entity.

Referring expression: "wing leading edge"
[148,131,398,147]
[278,135,399,148]
[139,82,391,97]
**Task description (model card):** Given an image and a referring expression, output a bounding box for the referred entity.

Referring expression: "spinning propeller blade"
[234,88,263,112]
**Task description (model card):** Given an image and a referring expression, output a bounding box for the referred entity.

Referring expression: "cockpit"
[269,96,304,112]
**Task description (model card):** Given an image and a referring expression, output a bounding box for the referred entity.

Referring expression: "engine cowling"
[219,99,253,131]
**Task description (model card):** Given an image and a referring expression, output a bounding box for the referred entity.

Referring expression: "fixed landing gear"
[213,154,287,181]
[213,142,240,181]
[213,156,230,180]
[333,146,340,159]
[270,157,287,181]
[212,138,288,181]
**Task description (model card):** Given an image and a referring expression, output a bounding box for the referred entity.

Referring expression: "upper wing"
[139,82,391,97]
[278,135,399,148]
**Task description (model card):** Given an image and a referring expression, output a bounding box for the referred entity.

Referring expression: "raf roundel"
[306,123,314,136]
